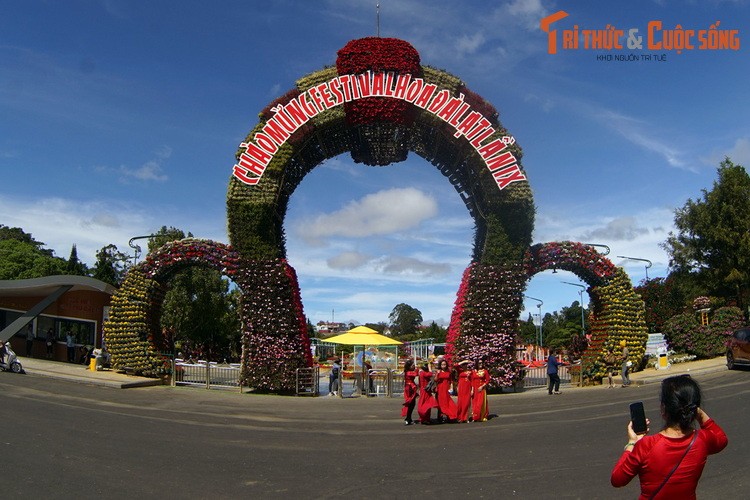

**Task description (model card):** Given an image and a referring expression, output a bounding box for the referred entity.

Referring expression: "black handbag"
[425,378,437,393]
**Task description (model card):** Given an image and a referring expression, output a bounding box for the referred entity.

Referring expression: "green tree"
[147,226,192,252]
[518,313,538,345]
[0,238,66,279]
[65,244,89,276]
[0,224,52,254]
[634,276,688,333]
[364,322,387,334]
[662,158,750,310]
[540,301,587,350]
[90,244,130,286]
[423,321,447,343]
[161,268,240,361]
[146,226,238,361]
[388,303,423,339]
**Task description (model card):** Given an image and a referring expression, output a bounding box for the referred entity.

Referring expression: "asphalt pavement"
[1,354,740,499]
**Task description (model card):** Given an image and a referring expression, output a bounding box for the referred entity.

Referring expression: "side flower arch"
[104,239,242,376]
[524,242,648,383]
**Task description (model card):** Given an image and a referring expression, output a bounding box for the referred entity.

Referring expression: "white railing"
[174,359,241,390]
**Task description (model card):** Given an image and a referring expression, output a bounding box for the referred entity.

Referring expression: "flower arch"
[226,37,534,390]
[105,38,644,391]
[105,240,240,375]
[524,242,648,382]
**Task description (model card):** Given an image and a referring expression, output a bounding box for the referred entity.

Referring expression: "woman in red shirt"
[401,359,418,425]
[435,359,458,422]
[471,359,491,422]
[611,375,727,499]
[455,359,472,423]
[417,363,438,424]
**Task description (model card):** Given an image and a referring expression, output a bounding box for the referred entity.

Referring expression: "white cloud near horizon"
[0,194,227,267]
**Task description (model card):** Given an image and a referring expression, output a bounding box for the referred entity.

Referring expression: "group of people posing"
[401,357,491,425]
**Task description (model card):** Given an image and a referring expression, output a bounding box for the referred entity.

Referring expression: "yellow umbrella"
[324,326,403,345]
[324,326,401,396]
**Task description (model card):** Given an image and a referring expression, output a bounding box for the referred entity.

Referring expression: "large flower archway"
[524,241,648,381]
[104,38,646,391]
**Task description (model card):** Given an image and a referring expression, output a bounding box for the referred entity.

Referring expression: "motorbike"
[0,343,25,374]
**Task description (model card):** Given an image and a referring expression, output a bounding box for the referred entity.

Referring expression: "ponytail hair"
[660,375,701,433]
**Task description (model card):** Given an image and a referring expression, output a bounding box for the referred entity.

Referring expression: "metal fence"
[295,367,319,396]
[174,360,241,390]
[519,364,572,390]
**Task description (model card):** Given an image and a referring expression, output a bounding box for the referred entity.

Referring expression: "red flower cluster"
[141,239,239,279]
[236,259,312,392]
[459,85,499,124]
[447,262,525,387]
[525,241,616,285]
[336,37,421,127]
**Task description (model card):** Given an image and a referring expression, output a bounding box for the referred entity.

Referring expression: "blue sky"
[1,1,748,327]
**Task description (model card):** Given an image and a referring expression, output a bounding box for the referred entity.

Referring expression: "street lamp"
[582,243,611,255]
[616,255,653,280]
[560,281,586,335]
[128,234,158,265]
[524,295,543,346]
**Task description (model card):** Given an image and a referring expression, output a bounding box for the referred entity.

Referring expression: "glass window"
[37,315,58,342]
[59,318,95,346]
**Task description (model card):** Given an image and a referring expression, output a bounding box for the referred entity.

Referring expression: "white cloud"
[295,187,438,243]
[378,255,451,277]
[97,147,171,183]
[327,251,373,270]
[0,194,227,267]
[727,137,750,165]
[594,109,689,171]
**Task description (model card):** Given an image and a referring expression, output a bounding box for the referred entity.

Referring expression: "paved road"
[1,368,747,499]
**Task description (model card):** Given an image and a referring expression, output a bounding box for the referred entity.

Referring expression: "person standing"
[604,345,617,388]
[45,328,55,359]
[611,375,728,498]
[471,359,491,422]
[435,359,458,422]
[401,360,418,425]
[455,359,472,423]
[417,363,438,424]
[620,340,631,387]
[547,348,562,395]
[329,357,341,396]
[25,324,35,357]
[65,329,75,363]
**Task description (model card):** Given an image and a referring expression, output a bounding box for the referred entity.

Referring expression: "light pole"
[128,234,158,265]
[582,243,611,255]
[524,295,543,346]
[561,281,585,335]
[561,281,586,387]
[616,255,653,280]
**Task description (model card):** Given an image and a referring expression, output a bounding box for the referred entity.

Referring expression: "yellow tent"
[324,326,403,346]
[324,326,401,396]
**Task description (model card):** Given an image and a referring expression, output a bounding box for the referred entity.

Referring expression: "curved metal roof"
[0,275,116,297]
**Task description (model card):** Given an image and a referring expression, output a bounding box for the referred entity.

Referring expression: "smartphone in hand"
[630,401,648,434]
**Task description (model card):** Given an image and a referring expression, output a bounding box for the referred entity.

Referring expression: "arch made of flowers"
[524,241,649,383]
[228,37,535,390]
[104,239,246,375]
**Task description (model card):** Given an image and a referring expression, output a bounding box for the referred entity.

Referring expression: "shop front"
[0,276,115,363]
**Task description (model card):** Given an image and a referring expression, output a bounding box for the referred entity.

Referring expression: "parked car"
[727,328,750,369]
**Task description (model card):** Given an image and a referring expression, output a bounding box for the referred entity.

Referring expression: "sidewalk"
[11,354,729,391]
[16,356,163,389]
[626,356,727,385]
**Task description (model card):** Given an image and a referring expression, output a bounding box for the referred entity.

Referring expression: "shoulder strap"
[650,430,699,500]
